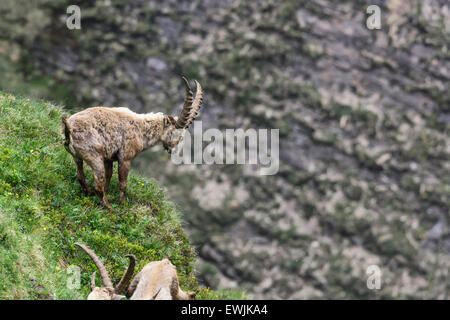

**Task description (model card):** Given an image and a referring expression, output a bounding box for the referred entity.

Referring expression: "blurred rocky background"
[0,0,449,299]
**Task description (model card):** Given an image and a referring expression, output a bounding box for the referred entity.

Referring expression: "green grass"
[0,92,246,300]
[197,287,249,300]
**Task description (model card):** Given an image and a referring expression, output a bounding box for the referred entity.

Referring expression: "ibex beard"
[62,77,203,210]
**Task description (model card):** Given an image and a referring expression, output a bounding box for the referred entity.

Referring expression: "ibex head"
[160,76,203,154]
[75,243,136,300]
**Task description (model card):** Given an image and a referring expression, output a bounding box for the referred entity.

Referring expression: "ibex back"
[62,77,203,209]
[127,259,196,300]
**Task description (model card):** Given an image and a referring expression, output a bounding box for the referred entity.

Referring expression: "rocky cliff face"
[1,0,449,298]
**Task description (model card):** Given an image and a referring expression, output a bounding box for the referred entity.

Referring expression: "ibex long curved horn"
[115,254,136,294]
[75,243,114,289]
[90,272,97,291]
[184,80,203,129]
[175,76,194,129]
[175,77,203,129]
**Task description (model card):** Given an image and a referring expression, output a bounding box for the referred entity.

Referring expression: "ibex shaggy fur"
[126,259,196,300]
[75,243,195,300]
[62,77,203,209]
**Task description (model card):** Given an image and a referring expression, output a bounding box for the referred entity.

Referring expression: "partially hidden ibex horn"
[115,254,136,294]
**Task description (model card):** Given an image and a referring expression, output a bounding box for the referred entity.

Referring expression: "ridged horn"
[175,76,194,129]
[75,243,114,289]
[115,254,136,294]
[183,80,203,129]
[90,272,97,291]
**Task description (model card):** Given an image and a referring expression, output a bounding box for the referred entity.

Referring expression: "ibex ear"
[163,115,169,128]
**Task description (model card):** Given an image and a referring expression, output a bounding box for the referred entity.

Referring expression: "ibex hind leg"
[118,159,130,204]
[87,157,113,210]
[104,160,113,193]
[74,158,93,196]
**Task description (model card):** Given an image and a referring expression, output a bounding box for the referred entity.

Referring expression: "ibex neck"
[142,114,164,149]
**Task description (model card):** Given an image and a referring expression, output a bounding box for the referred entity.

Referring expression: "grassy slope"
[0,92,246,300]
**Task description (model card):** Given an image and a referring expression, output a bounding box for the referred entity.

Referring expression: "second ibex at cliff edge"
[74,243,195,300]
[62,77,203,209]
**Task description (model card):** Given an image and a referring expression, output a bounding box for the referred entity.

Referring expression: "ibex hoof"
[103,200,114,211]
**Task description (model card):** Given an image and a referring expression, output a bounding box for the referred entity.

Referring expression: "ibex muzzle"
[62,77,203,209]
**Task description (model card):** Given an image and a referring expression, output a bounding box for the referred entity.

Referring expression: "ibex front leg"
[118,159,130,204]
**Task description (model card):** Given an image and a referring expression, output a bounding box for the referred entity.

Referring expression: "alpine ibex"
[75,243,196,300]
[62,77,203,209]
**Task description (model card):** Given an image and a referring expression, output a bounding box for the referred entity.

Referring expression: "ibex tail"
[61,115,71,149]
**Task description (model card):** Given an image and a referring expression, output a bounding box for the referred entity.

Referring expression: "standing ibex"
[62,77,203,209]
[75,243,196,300]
